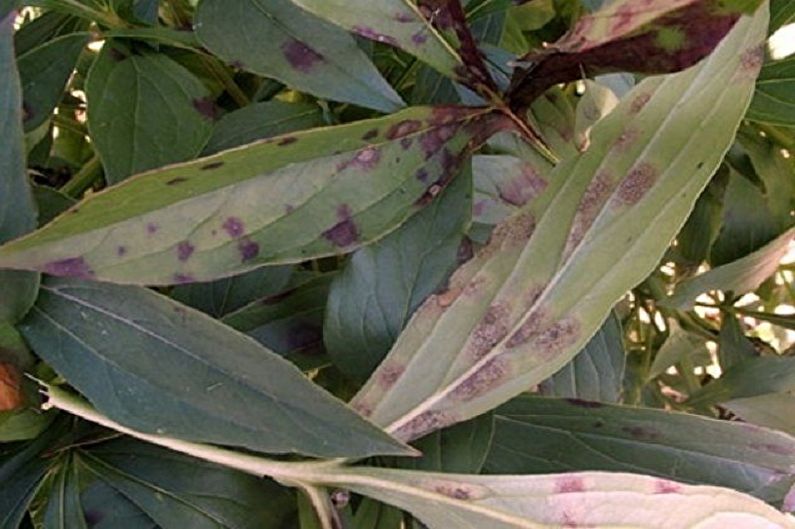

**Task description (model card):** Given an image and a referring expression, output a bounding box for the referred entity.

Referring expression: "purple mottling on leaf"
[177,241,194,261]
[411,31,428,45]
[416,168,429,182]
[173,273,195,284]
[117,246,127,256]
[352,25,399,46]
[193,97,220,121]
[146,223,158,234]
[323,205,359,247]
[43,257,94,279]
[222,217,245,238]
[281,39,324,72]
[238,239,260,262]
[394,11,415,23]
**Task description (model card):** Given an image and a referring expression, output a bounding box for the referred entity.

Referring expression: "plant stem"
[61,155,103,198]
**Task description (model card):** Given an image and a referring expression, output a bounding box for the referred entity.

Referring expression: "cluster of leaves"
[2,0,795,528]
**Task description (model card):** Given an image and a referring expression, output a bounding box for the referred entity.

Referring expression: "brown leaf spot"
[378,363,405,389]
[456,237,474,265]
[146,223,159,234]
[411,31,428,45]
[497,165,547,206]
[352,25,399,46]
[566,398,603,409]
[281,39,324,72]
[386,119,423,140]
[116,246,127,256]
[613,127,640,153]
[167,177,188,185]
[0,363,23,411]
[394,11,415,23]
[467,303,511,360]
[238,239,260,262]
[222,216,245,238]
[451,355,509,402]
[176,241,195,261]
[490,210,536,249]
[277,136,298,146]
[346,146,381,171]
[432,483,475,500]
[739,45,765,74]
[393,410,456,442]
[43,257,94,279]
[323,205,359,247]
[615,162,657,205]
[201,161,224,170]
[622,425,662,441]
[362,129,379,140]
[630,92,652,114]
[193,97,220,121]
[420,124,458,159]
[555,476,586,493]
[654,479,682,494]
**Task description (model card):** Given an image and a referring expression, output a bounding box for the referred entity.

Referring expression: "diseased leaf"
[290,0,498,99]
[86,40,214,184]
[19,278,413,458]
[0,10,39,323]
[77,438,295,529]
[538,311,625,403]
[484,395,795,505]
[325,167,471,382]
[688,356,795,406]
[508,0,763,109]
[667,227,795,309]
[203,101,323,155]
[194,0,404,113]
[311,466,795,529]
[17,32,89,132]
[0,106,499,285]
[408,412,494,474]
[748,55,795,126]
[351,8,767,442]
[724,392,795,436]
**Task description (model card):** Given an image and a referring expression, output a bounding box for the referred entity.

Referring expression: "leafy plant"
[2,0,795,528]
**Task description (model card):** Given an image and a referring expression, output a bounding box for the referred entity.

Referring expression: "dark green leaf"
[80,480,158,529]
[748,55,795,126]
[352,498,402,529]
[17,32,89,132]
[14,11,89,56]
[32,185,76,227]
[194,0,404,113]
[770,0,795,31]
[203,101,323,155]
[77,438,294,529]
[718,312,758,369]
[688,356,795,406]
[19,278,412,458]
[325,167,471,382]
[0,10,38,323]
[484,395,795,504]
[409,412,495,474]
[86,40,214,184]
[44,456,88,529]
[538,312,625,403]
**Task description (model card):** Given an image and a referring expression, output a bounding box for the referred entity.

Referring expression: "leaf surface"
[748,56,795,126]
[19,278,412,458]
[485,395,795,504]
[0,106,497,285]
[194,0,404,112]
[351,7,768,442]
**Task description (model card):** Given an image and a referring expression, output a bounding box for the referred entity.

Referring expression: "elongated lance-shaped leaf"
[351,7,768,442]
[0,106,500,285]
[289,0,498,99]
[508,0,764,109]
[195,0,404,113]
[20,278,414,458]
[0,10,38,323]
[309,466,795,529]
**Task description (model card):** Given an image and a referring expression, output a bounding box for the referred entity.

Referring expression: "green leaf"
[0,10,39,323]
[351,7,767,442]
[648,319,709,379]
[748,55,795,126]
[32,185,76,227]
[0,408,53,442]
[509,0,763,108]
[203,101,323,155]
[325,166,471,382]
[86,40,214,184]
[290,0,498,98]
[724,392,795,436]
[77,438,295,529]
[770,0,795,31]
[408,412,494,474]
[13,11,89,56]
[0,106,495,285]
[352,498,402,529]
[43,456,88,529]
[484,395,795,505]
[19,278,413,458]
[223,272,334,365]
[688,356,795,406]
[667,227,795,309]
[80,480,158,529]
[17,32,89,132]
[718,312,758,369]
[538,312,625,403]
[194,0,404,113]
[172,266,294,318]
[310,465,795,529]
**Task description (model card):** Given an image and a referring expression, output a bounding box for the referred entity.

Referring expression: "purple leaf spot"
[351,25,398,46]
[281,39,324,72]
[116,246,127,256]
[238,239,260,262]
[415,168,429,182]
[323,205,359,247]
[362,129,379,140]
[43,257,94,279]
[386,119,423,140]
[177,241,194,261]
[222,217,245,238]
[146,223,158,234]
[193,97,220,121]
[411,31,428,45]
[555,476,586,493]
[173,273,195,284]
